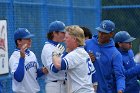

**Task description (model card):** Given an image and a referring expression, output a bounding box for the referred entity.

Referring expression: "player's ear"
[17,39,22,44]
[73,37,78,43]
[109,32,114,38]
[17,39,24,47]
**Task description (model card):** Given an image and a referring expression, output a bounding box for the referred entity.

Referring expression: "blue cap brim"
[124,37,136,42]
[23,34,34,39]
[58,29,66,32]
[96,27,110,33]
[49,29,66,33]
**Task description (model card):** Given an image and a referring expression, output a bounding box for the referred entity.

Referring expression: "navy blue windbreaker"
[119,49,140,93]
[85,36,125,93]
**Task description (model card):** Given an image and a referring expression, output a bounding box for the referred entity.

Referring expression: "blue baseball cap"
[96,20,115,33]
[48,21,65,32]
[114,31,136,43]
[14,28,34,41]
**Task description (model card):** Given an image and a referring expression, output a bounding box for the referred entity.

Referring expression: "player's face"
[64,32,76,51]
[118,42,132,51]
[18,38,32,48]
[54,32,65,42]
[98,31,113,44]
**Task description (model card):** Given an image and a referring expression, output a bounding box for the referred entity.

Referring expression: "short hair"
[47,32,54,40]
[65,25,85,46]
[80,26,92,39]
[47,31,59,40]
[15,39,22,47]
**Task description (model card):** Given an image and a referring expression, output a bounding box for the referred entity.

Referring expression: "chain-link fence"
[102,0,140,54]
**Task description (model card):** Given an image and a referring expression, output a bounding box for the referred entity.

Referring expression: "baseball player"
[85,20,125,93]
[51,25,95,93]
[114,31,140,93]
[9,28,48,93]
[41,21,66,93]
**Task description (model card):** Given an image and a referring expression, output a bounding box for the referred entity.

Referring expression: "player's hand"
[93,85,97,92]
[93,82,98,92]
[66,48,70,53]
[20,44,28,58]
[42,67,48,75]
[88,52,96,62]
[52,44,65,57]
[118,90,123,93]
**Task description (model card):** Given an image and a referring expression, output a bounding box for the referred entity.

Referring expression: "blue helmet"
[96,20,115,33]
[14,28,34,41]
[114,31,136,43]
[48,21,65,33]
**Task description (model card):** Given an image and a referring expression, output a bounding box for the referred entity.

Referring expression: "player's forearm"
[116,76,125,93]
[125,65,140,78]
[14,57,25,82]
[52,56,61,70]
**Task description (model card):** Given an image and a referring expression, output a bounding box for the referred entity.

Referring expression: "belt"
[52,80,66,85]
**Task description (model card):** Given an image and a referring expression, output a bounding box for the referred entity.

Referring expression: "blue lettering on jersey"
[86,58,93,75]
[25,61,37,71]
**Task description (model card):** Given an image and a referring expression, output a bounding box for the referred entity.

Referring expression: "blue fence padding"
[0,74,46,93]
[0,0,100,92]
[0,74,12,93]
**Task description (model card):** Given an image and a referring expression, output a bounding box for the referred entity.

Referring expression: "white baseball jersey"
[63,47,95,93]
[9,49,40,93]
[41,41,66,82]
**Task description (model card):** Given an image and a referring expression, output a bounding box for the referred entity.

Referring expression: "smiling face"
[17,38,32,48]
[53,32,65,42]
[64,32,76,51]
[98,31,114,44]
[64,25,85,52]
[118,42,132,51]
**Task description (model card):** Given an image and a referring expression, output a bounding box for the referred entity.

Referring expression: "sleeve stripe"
[92,69,96,74]
[63,58,69,70]
[50,63,53,71]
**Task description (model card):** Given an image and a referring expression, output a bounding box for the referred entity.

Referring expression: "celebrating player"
[114,31,140,93]
[85,20,125,93]
[9,28,48,93]
[51,25,95,93]
[41,21,66,93]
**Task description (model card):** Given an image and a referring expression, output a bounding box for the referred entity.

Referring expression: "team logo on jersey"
[96,52,101,59]
[25,61,37,71]
[0,25,5,51]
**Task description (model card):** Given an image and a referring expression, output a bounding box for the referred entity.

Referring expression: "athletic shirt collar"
[47,40,59,46]
[70,46,84,53]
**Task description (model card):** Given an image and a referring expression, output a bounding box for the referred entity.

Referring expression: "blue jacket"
[85,36,125,93]
[0,81,2,93]
[118,49,140,93]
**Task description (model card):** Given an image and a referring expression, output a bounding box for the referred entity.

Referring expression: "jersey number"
[86,58,93,75]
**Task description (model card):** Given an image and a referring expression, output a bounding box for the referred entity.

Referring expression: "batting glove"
[52,44,65,57]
